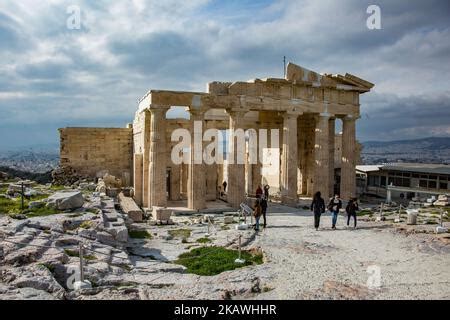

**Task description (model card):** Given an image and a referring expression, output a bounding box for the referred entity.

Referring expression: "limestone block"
[152,207,172,221]
[203,214,214,223]
[118,192,143,222]
[102,210,118,222]
[224,216,234,224]
[46,191,84,210]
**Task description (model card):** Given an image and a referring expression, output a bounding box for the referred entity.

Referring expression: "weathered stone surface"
[29,201,45,209]
[152,207,172,221]
[47,191,84,210]
[102,210,118,222]
[118,192,143,222]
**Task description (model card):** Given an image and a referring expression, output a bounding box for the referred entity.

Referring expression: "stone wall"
[59,127,133,184]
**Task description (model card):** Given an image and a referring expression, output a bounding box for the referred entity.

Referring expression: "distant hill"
[361,137,450,164]
[0,148,59,173]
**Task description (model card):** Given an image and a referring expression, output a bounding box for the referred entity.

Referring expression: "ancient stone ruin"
[59,62,374,210]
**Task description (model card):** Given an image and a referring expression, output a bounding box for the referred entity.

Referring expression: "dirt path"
[250,204,450,299]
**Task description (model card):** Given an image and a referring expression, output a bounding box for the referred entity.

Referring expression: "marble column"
[245,149,252,195]
[227,110,246,208]
[206,163,217,201]
[328,118,336,198]
[148,107,167,208]
[181,163,188,200]
[305,115,316,197]
[313,113,331,198]
[133,153,143,206]
[281,112,300,205]
[187,111,206,210]
[142,110,151,208]
[169,165,181,201]
[341,115,357,200]
[252,162,262,194]
[297,116,307,195]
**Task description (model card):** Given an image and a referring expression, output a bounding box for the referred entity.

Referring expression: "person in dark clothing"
[261,193,268,228]
[346,198,359,229]
[311,191,325,230]
[222,181,227,193]
[256,185,263,199]
[263,185,270,201]
[327,194,342,229]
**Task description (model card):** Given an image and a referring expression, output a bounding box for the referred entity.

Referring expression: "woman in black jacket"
[310,191,325,230]
[346,198,359,229]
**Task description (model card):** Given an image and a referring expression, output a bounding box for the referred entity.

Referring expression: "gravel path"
[250,204,450,299]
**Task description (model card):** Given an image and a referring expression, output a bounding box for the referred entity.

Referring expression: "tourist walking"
[261,193,268,228]
[346,198,359,229]
[253,199,263,231]
[222,181,227,193]
[328,194,342,230]
[310,191,325,230]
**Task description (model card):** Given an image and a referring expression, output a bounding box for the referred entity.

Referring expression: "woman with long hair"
[310,191,325,230]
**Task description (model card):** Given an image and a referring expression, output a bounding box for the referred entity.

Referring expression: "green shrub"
[168,228,191,239]
[196,237,212,244]
[175,246,263,276]
[129,230,152,239]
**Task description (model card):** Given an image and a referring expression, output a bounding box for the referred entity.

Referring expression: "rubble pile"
[433,195,450,207]
[51,166,83,186]
[0,172,9,181]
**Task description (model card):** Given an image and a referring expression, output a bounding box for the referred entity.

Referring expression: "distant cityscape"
[361,137,450,165]
[0,137,449,174]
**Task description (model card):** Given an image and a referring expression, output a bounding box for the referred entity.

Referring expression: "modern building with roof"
[356,163,450,202]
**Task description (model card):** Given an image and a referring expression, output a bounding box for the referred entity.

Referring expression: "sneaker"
[315,227,319,231]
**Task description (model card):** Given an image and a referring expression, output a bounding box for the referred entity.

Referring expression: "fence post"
[21,182,24,211]
[79,243,84,282]
[395,204,402,223]
[234,234,245,264]
[73,243,92,290]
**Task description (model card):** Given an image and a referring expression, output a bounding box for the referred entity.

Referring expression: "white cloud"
[0,0,449,148]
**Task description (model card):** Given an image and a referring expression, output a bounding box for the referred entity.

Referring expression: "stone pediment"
[286,62,374,92]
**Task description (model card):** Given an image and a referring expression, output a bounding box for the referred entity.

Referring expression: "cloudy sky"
[1,0,449,150]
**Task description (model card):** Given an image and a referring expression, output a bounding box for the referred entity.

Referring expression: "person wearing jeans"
[328,194,342,230]
[253,199,262,231]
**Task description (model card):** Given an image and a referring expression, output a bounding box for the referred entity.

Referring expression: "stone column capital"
[188,109,205,120]
[282,110,302,119]
[319,112,334,118]
[342,114,359,121]
[226,108,248,118]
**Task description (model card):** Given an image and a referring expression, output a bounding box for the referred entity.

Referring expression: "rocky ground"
[0,176,449,300]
